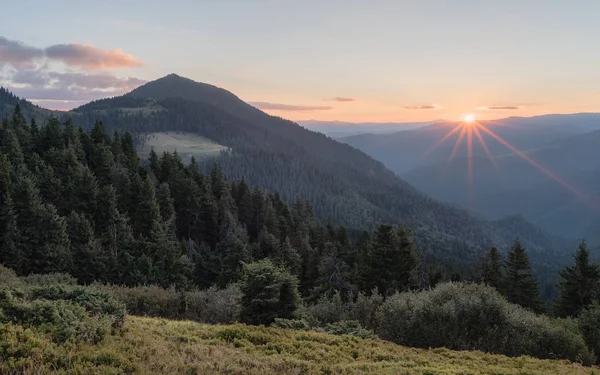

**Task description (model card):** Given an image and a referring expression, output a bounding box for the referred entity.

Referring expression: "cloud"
[0,36,146,109]
[5,70,147,103]
[0,36,44,68]
[0,36,143,70]
[45,43,144,70]
[325,97,355,102]
[477,106,521,110]
[248,101,333,111]
[404,104,442,110]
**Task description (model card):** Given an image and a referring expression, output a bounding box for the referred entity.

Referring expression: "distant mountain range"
[338,114,600,242]
[298,119,440,137]
[0,75,579,278]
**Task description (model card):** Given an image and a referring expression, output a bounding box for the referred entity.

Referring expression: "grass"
[138,131,229,162]
[1,316,596,375]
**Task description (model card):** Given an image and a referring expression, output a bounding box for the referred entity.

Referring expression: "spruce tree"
[364,224,418,296]
[0,195,21,272]
[131,175,164,241]
[505,238,543,312]
[67,212,103,284]
[482,247,504,291]
[555,241,600,317]
[240,259,300,325]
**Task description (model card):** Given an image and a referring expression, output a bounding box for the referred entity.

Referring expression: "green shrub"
[272,318,311,330]
[300,290,383,330]
[29,285,126,328]
[579,302,600,363]
[0,265,23,286]
[92,283,241,324]
[24,273,78,286]
[323,320,376,339]
[240,259,300,325]
[0,290,111,343]
[375,282,592,364]
[0,284,126,344]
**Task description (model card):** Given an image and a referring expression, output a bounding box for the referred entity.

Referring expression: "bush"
[579,302,600,363]
[0,265,23,286]
[29,285,126,329]
[300,290,383,330]
[323,320,376,339]
[272,318,311,330]
[376,282,592,364]
[92,283,241,324]
[240,259,300,325]
[0,286,123,344]
[24,273,78,286]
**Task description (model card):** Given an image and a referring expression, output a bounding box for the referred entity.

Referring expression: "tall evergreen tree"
[482,247,504,292]
[554,241,600,317]
[505,238,543,312]
[363,224,418,296]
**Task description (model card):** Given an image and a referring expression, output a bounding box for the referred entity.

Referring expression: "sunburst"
[423,116,590,206]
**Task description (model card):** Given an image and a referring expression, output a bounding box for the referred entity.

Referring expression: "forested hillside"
[0,81,572,278]
[0,104,426,295]
[4,103,600,372]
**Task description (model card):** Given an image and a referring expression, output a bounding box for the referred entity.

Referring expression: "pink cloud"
[249,101,332,111]
[404,104,442,110]
[45,43,144,69]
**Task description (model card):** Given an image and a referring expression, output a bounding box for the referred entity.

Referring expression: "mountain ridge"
[0,77,575,278]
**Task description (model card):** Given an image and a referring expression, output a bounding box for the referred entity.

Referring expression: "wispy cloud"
[249,101,333,111]
[0,36,144,70]
[404,104,442,110]
[7,70,147,101]
[477,105,521,110]
[0,36,146,109]
[0,36,44,69]
[325,97,355,102]
[45,43,144,70]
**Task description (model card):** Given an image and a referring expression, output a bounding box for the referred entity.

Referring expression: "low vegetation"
[1,316,596,375]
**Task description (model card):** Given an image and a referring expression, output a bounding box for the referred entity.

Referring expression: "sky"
[1,0,600,122]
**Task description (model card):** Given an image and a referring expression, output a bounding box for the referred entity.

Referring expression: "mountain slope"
[342,114,600,174]
[0,79,571,272]
[401,130,600,240]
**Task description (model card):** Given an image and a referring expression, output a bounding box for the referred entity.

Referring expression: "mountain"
[400,129,600,239]
[341,114,600,174]
[298,119,437,137]
[0,78,573,274]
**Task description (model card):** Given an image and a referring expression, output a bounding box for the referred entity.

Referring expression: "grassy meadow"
[137,131,229,162]
[2,315,596,375]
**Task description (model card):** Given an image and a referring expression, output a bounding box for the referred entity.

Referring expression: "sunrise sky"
[1,0,599,122]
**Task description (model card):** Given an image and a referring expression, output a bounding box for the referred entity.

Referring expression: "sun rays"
[423,117,590,206]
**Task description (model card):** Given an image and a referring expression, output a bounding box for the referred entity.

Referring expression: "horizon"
[1,1,600,122]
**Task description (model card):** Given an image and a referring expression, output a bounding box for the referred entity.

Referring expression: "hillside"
[0,81,571,273]
[4,315,592,375]
[342,114,600,174]
[401,130,600,241]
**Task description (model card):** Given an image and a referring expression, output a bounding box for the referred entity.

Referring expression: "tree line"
[0,105,596,318]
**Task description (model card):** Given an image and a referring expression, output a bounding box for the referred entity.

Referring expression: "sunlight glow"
[422,117,591,206]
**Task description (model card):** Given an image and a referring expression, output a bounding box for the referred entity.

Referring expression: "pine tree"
[554,241,600,317]
[240,259,300,325]
[364,224,418,296]
[67,212,103,284]
[0,195,21,272]
[277,236,302,276]
[505,238,543,312]
[216,211,251,285]
[156,182,177,238]
[482,247,504,291]
[130,175,164,241]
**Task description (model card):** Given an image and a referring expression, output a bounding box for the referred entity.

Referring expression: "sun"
[463,113,475,123]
